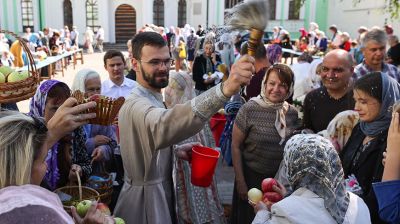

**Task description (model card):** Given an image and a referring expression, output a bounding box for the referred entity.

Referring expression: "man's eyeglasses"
[139,59,172,67]
[320,66,345,74]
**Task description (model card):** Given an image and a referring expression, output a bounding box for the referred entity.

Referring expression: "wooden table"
[18,49,85,79]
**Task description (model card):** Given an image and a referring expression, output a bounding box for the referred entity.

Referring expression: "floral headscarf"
[29,80,66,190]
[284,134,350,224]
[29,80,62,117]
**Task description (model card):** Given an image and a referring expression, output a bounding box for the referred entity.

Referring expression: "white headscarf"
[71,68,100,94]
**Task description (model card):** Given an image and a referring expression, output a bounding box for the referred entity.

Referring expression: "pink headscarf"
[0,184,73,223]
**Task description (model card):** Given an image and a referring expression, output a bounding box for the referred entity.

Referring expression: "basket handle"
[75,170,82,201]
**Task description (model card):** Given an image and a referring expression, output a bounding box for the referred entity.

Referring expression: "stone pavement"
[16,50,236,210]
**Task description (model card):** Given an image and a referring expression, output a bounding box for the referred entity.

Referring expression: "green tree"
[295,0,400,20]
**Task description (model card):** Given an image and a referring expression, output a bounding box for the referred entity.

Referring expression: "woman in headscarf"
[252,134,371,224]
[164,64,225,224]
[230,64,301,224]
[340,72,400,224]
[266,44,282,65]
[84,27,94,54]
[217,33,235,73]
[29,80,92,191]
[71,69,117,174]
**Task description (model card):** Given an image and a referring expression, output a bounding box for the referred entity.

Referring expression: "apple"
[261,178,278,192]
[263,191,283,203]
[96,202,111,216]
[76,200,92,217]
[0,66,14,76]
[114,217,126,224]
[0,71,5,83]
[7,71,29,82]
[247,188,263,203]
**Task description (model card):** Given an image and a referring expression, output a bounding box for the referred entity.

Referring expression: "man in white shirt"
[101,49,136,207]
[101,49,137,99]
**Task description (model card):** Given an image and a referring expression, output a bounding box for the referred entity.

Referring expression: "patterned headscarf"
[359,72,400,137]
[266,44,282,65]
[250,64,294,144]
[29,80,69,190]
[29,80,62,117]
[284,134,350,224]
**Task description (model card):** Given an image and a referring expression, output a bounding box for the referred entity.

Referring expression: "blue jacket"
[373,180,400,224]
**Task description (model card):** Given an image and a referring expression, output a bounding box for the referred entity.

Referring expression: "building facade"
[0,0,397,44]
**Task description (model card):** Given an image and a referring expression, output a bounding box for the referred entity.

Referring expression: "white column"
[72,0,86,45]
[165,0,178,27]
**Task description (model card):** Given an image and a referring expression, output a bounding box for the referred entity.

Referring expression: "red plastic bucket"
[191,145,220,187]
[210,114,226,147]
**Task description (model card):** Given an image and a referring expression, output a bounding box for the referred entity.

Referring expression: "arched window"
[153,0,164,26]
[178,0,187,27]
[21,0,34,31]
[224,0,243,9]
[288,0,300,20]
[64,0,73,30]
[86,0,100,32]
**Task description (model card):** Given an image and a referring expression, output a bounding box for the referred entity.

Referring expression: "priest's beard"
[140,64,169,89]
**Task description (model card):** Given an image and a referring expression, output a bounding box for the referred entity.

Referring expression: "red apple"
[96,202,111,216]
[263,191,283,203]
[261,178,278,192]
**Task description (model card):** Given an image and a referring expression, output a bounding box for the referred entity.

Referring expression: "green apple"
[7,71,29,82]
[0,71,5,83]
[76,200,92,217]
[114,217,126,224]
[0,66,14,76]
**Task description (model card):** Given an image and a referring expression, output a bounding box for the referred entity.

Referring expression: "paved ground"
[16,50,236,207]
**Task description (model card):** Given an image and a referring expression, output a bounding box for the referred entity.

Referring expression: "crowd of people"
[1,18,400,224]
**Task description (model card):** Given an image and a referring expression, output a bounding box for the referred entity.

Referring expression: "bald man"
[303,49,355,133]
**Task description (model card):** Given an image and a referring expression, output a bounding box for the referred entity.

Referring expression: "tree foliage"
[296,0,400,20]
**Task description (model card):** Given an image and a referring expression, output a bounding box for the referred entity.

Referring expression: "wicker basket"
[54,170,100,214]
[0,30,40,103]
[72,90,125,125]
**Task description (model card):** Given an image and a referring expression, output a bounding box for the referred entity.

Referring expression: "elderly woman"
[71,69,117,174]
[192,40,221,96]
[230,64,301,224]
[0,100,107,223]
[164,66,225,223]
[252,134,370,224]
[341,72,400,223]
[29,80,92,190]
